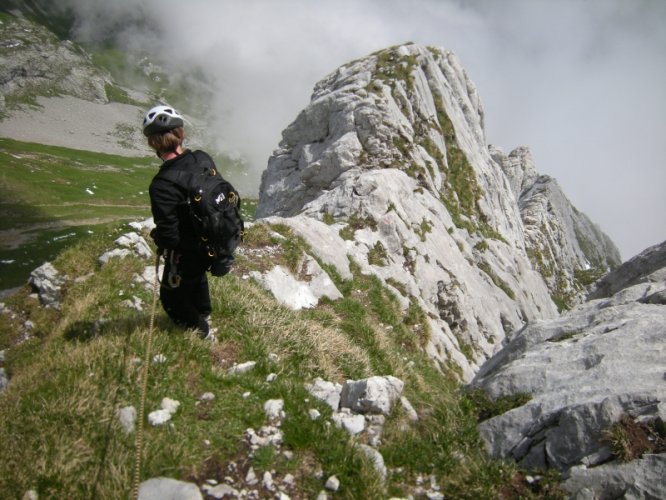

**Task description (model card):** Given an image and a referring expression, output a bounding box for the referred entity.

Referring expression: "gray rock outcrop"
[340,376,404,415]
[469,241,666,498]
[255,43,617,380]
[588,239,666,300]
[28,262,65,308]
[138,477,202,500]
[249,254,342,310]
[491,146,621,309]
[0,14,111,112]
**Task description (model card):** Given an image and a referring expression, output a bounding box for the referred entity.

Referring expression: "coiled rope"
[131,253,161,499]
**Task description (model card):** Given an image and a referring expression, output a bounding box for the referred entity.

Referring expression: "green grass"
[0,138,157,289]
[0,138,257,290]
[0,220,566,499]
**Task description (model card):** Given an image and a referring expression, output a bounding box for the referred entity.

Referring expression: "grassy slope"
[0,221,564,499]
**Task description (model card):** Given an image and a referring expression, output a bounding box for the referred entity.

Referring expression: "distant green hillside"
[0,138,155,289]
[0,139,256,290]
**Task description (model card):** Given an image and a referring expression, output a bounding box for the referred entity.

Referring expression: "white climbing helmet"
[142,105,184,137]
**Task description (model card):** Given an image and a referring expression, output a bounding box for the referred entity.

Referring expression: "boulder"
[249,254,342,310]
[588,239,666,300]
[138,477,202,500]
[305,377,343,411]
[563,454,666,499]
[469,242,666,496]
[29,262,65,308]
[340,376,404,415]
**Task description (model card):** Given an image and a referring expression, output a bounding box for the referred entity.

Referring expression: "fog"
[60,0,665,260]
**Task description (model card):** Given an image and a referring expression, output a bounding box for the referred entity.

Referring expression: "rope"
[131,253,161,499]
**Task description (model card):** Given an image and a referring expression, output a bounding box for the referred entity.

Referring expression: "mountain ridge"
[255,42,619,379]
[1,12,662,498]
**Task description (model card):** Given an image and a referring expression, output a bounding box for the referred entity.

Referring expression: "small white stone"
[309,409,321,420]
[161,397,180,414]
[400,396,419,421]
[22,490,38,500]
[207,483,239,499]
[266,373,278,382]
[325,475,340,491]
[229,361,257,375]
[264,399,285,420]
[283,473,295,486]
[152,353,167,364]
[246,466,258,485]
[200,392,215,401]
[116,406,136,434]
[262,471,274,490]
[148,409,171,426]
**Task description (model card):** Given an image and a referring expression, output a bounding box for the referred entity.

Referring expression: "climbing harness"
[131,252,161,499]
[154,248,182,289]
[166,250,182,288]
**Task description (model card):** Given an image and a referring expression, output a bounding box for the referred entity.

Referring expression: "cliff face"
[491,146,621,309]
[0,13,111,112]
[255,43,619,380]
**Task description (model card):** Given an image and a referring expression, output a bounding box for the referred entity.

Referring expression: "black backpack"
[158,151,244,272]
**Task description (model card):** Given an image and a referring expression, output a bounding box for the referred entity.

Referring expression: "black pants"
[160,250,211,336]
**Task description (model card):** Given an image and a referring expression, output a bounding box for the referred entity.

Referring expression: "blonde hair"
[147,127,185,154]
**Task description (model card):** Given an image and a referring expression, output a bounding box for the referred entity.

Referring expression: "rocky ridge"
[255,43,618,380]
[492,146,621,309]
[0,13,110,112]
[470,240,666,498]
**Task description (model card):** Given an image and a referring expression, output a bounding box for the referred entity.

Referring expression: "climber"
[143,104,216,340]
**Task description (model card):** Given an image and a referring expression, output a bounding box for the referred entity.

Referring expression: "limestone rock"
[100,231,154,264]
[357,443,388,480]
[148,398,180,426]
[305,377,343,411]
[228,361,257,375]
[563,455,666,499]
[205,483,239,499]
[114,232,153,260]
[492,146,621,309]
[148,409,172,427]
[0,14,110,112]
[249,254,342,310]
[254,43,621,380]
[264,399,285,421]
[29,262,65,308]
[340,376,404,415]
[588,239,666,300]
[116,406,136,434]
[325,475,340,491]
[469,242,666,496]
[138,477,202,500]
[331,410,366,435]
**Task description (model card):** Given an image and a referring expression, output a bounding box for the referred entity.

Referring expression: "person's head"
[142,105,185,156]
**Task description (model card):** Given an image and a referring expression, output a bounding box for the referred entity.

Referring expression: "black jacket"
[149,149,214,253]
